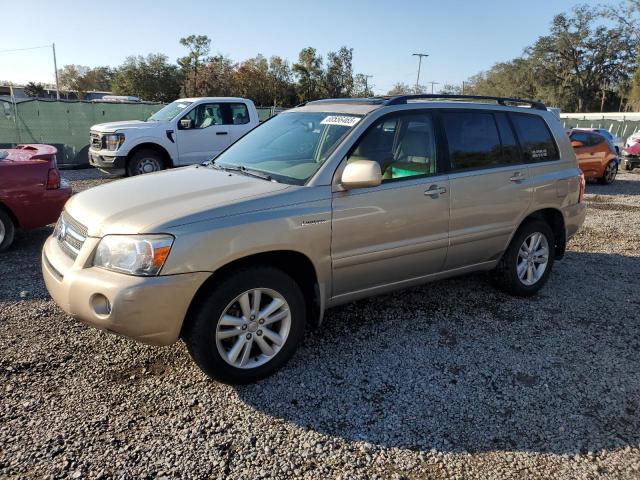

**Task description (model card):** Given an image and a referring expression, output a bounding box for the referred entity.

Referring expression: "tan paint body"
[42,101,586,345]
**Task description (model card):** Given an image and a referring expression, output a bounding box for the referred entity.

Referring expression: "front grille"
[55,211,88,260]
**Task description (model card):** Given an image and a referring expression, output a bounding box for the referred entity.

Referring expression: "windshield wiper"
[210,162,275,182]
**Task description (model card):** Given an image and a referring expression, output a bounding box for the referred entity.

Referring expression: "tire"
[623,162,633,171]
[183,266,306,384]
[492,219,555,297]
[599,160,617,185]
[127,149,165,176]
[0,209,15,252]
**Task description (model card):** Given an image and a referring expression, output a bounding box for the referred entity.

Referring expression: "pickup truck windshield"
[148,101,193,122]
[213,111,361,185]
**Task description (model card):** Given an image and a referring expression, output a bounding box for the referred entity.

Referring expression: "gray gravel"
[1,168,640,479]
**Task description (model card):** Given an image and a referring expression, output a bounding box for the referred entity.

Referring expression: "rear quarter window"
[510,113,559,163]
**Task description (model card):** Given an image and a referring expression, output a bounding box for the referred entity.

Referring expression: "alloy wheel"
[0,219,5,245]
[215,288,291,369]
[605,162,617,183]
[516,232,549,286]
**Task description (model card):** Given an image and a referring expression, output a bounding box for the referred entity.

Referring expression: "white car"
[89,97,259,175]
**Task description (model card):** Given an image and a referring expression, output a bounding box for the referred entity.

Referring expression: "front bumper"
[89,150,126,169]
[42,235,209,346]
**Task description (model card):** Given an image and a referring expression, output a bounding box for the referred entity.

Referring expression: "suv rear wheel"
[127,149,165,176]
[183,266,306,384]
[492,219,555,297]
[0,209,15,252]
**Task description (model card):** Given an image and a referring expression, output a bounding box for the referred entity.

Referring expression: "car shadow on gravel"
[585,176,640,196]
[0,227,52,301]
[236,251,640,455]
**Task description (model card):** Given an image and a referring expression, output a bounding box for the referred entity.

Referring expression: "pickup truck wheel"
[183,266,306,384]
[127,150,165,176]
[599,161,617,185]
[0,209,16,252]
[492,220,555,297]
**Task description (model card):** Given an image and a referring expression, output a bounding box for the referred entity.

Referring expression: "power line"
[0,44,53,54]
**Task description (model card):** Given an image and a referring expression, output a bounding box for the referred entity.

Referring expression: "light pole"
[52,43,60,100]
[427,81,439,94]
[362,74,373,94]
[412,53,428,93]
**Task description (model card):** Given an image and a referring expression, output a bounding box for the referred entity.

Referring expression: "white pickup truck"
[89,97,259,175]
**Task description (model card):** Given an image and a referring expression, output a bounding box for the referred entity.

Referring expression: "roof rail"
[305,97,388,105]
[383,94,547,110]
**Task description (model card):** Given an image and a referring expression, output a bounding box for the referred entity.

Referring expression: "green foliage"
[23,82,46,98]
[465,3,638,112]
[57,65,114,99]
[111,54,182,102]
[178,35,212,97]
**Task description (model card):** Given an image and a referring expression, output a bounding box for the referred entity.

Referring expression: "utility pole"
[412,53,428,92]
[52,43,60,100]
[427,81,439,94]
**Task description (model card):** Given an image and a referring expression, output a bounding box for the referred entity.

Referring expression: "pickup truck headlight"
[93,235,174,276]
[105,133,125,151]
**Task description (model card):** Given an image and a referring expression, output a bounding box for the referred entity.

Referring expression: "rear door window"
[510,113,559,162]
[441,111,503,170]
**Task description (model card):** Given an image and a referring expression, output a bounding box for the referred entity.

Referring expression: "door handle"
[216,131,228,135]
[509,172,525,182]
[424,185,447,198]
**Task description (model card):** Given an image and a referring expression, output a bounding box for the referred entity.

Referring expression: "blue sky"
[1,0,603,94]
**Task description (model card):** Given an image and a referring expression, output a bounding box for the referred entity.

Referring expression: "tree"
[352,74,374,97]
[439,84,462,95]
[386,82,422,95]
[233,55,272,106]
[23,82,46,98]
[463,5,638,112]
[57,65,114,98]
[178,35,211,96]
[200,55,237,97]
[111,54,182,102]
[293,47,323,102]
[323,46,354,97]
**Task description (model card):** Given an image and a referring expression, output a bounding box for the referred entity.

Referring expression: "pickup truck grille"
[90,132,102,150]
[55,211,88,260]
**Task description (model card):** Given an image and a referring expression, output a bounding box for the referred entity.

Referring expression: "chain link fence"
[0,99,281,167]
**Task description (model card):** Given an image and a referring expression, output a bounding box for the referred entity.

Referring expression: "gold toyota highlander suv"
[42,95,586,384]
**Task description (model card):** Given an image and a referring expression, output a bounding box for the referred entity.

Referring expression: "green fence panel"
[0,101,280,166]
[561,118,640,141]
[0,100,164,166]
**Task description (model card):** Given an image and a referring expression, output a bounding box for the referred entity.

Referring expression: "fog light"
[90,294,112,317]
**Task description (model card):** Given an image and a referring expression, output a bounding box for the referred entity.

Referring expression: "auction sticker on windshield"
[320,115,361,127]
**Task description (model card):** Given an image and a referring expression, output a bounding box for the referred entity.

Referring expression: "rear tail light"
[46,168,60,190]
[578,171,585,203]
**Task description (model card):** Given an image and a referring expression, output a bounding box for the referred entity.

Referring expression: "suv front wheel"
[183,266,306,384]
[492,219,555,297]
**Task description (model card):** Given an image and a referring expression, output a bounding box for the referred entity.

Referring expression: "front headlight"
[93,235,174,276]
[105,133,125,151]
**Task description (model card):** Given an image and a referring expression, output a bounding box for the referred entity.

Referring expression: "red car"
[0,144,72,251]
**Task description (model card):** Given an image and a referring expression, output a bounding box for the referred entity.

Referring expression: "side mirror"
[179,118,193,130]
[571,140,584,148]
[341,160,382,189]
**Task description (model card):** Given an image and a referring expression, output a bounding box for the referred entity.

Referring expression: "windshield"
[148,100,193,122]
[212,111,361,185]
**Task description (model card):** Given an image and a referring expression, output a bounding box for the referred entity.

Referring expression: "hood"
[65,166,289,236]
[90,120,163,132]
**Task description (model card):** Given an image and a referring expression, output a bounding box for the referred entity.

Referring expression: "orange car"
[568,129,618,184]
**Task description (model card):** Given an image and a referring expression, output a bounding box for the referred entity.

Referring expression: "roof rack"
[383,94,547,110]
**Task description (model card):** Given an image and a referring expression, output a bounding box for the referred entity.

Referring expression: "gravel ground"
[1,168,640,479]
